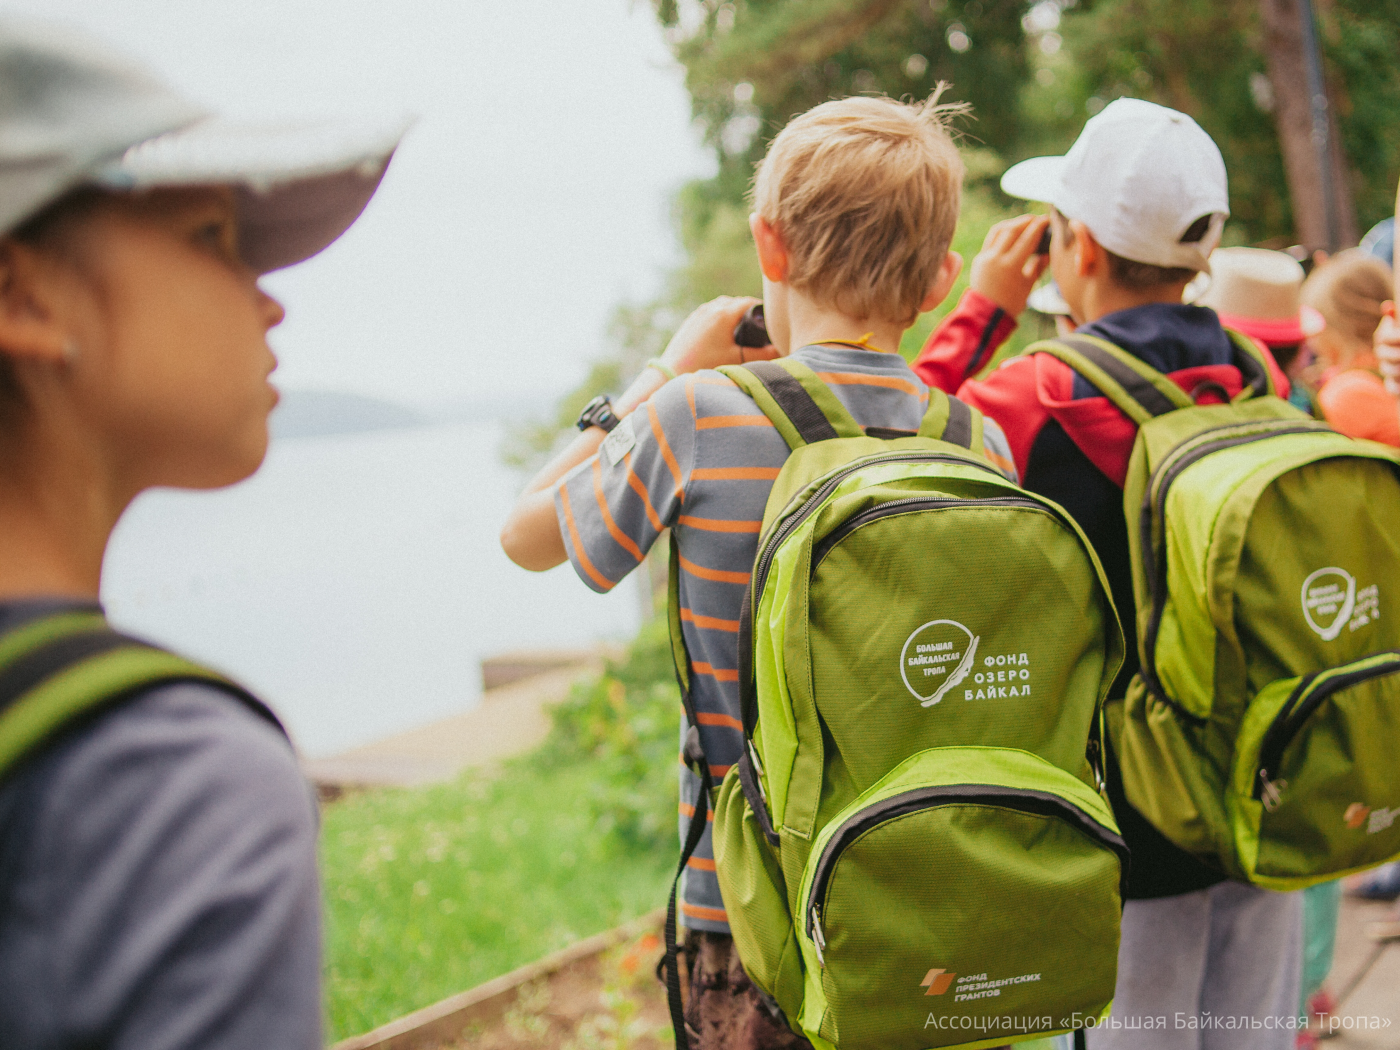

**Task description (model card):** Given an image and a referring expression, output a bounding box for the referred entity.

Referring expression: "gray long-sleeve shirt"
[0,601,321,1050]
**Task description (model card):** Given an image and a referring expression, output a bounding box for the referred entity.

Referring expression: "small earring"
[61,338,79,366]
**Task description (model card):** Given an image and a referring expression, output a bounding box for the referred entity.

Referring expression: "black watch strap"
[576,394,620,433]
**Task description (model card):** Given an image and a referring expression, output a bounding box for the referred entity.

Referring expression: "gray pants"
[1087,881,1303,1050]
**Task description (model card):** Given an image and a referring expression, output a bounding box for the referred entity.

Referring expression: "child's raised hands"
[1378,302,1400,398]
[970,214,1052,317]
[661,296,778,375]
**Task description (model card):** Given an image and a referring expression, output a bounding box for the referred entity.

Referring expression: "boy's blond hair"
[752,92,965,326]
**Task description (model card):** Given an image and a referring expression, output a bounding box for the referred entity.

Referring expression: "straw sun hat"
[1199,247,1325,346]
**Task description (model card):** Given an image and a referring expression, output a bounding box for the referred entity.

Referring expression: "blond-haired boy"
[502,93,1014,1048]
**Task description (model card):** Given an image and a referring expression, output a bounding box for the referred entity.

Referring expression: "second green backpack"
[691,358,1128,1050]
[1032,332,1400,891]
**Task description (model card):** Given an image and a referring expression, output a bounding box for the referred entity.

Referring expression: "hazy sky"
[7,0,714,407]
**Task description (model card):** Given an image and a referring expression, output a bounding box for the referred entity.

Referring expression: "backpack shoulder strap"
[1222,328,1278,401]
[720,357,990,456]
[1029,334,1193,423]
[0,612,284,783]
[717,358,863,450]
[916,388,985,454]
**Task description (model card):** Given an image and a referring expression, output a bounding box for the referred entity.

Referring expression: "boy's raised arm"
[912,214,1048,391]
[500,297,769,572]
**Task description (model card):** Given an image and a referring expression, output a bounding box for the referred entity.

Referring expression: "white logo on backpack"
[1302,568,1381,640]
[901,620,978,707]
[1369,807,1400,835]
[1302,567,1356,641]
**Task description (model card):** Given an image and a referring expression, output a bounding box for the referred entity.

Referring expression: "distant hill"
[271,390,426,440]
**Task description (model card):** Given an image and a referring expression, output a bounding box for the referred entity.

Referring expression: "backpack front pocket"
[712,766,807,1023]
[794,747,1126,1050]
[1231,651,1400,888]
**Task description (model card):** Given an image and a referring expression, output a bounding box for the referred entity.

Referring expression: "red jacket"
[912,290,1290,487]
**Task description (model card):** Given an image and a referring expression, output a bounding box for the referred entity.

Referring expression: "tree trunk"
[1258,0,1358,249]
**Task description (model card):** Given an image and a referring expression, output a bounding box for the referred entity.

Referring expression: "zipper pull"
[810,905,827,967]
[748,739,766,779]
[1259,769,1287,811]
[1087,737,1106,793]
[747,742,771,808]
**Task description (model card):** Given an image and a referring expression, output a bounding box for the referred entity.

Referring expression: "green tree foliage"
[652,0,1035,267]
[1048,0,1293,241]
[656,0,1031,171]
[1049,0,1400,241]
[1319,0,1400,234]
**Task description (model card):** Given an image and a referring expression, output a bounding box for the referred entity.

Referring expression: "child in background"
[1300,249,1399,446]
[1198,246,1323,413]
[1360,214,1400,403]
[0,19,404,1049]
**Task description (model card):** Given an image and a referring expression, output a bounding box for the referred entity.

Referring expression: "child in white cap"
[0,18,405,1049]
[911,98,1299,1050]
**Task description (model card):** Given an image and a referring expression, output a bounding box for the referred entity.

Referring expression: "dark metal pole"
[1295,0,1338,251]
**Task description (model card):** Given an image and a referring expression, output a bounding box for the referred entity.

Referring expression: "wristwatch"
[576,395,620,433]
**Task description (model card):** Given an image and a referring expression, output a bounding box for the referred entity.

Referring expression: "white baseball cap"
[1000,98,1228,274]
[0,17,410,273]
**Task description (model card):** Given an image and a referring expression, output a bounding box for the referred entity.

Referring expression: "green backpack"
[1031,332,1400,890]
[667,358,1129,1050]
[0,608,282,783]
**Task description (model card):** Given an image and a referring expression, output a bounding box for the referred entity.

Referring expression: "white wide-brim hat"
[1000,98,1228,275]
[1199,247,1326,345]
[0,17,410,274]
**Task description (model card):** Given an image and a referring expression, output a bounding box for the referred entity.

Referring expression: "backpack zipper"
[1253,652,1400,808]
[748,452,1002,623]
[805,784,1129,966]
[1137,421,1332,713]
[809,495,1053,574]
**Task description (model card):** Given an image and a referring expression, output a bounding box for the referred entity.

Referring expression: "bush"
[531,616,681,851]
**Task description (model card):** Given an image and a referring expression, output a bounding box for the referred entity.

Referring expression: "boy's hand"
[661,296,778,375]
[970,215,1051,316]
[1377,303,1400,398]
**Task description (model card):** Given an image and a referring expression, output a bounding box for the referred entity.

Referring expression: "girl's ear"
[0,240,72,366]
[750,213,789,282]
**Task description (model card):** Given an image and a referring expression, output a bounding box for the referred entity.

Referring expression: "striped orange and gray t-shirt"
[555,344,1016,932]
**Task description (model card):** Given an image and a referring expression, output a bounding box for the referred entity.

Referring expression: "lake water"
[101,422,642,758]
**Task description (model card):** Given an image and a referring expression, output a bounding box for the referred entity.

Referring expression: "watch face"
[578,395,618,432]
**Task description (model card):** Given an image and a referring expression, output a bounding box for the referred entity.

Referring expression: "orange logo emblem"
[1345,803,1371,829]
[921,968,957,995]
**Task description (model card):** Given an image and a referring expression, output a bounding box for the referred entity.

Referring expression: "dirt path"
[1324,894,1400,1049]
[440,932,671,1050]
[304,654,604,792]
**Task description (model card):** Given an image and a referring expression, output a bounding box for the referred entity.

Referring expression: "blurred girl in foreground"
[0,19,404,1049]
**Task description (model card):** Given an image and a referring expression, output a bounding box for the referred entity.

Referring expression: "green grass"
[320,619,681,1042]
